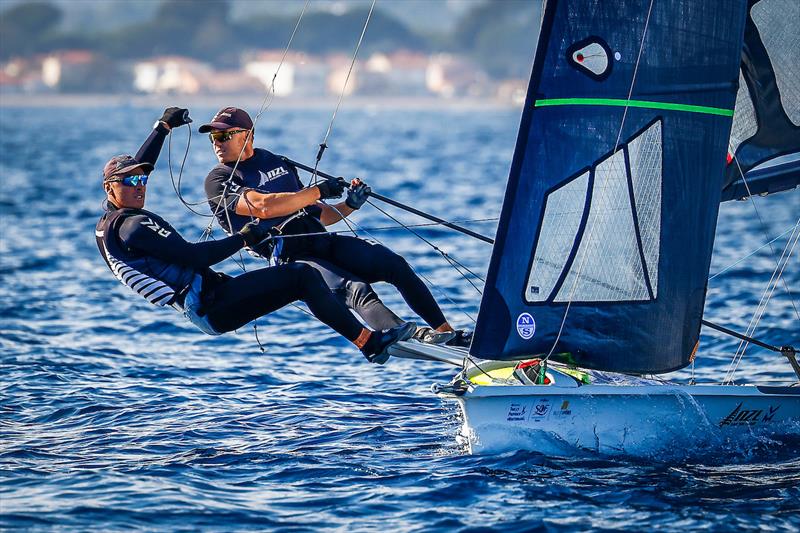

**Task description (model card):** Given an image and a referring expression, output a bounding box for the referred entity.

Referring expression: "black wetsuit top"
[96,203,244,305]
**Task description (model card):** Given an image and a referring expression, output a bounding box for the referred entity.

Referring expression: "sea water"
[1,104,798,531]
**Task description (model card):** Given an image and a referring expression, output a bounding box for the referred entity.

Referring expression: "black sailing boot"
[361,322,417,364]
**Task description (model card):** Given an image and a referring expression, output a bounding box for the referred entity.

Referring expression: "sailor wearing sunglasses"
[202,107,472,348]
[95,108,413,364]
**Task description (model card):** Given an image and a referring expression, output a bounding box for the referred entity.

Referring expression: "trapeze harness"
[95,206,221,335]
[209,148,324,261]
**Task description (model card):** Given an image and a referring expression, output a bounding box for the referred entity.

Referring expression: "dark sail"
[471,0,749,373]
[722,0,800,201]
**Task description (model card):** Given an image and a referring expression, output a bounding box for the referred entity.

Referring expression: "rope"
[724,217,800,383]
[203,0,311,243]
[708,223,799,280]
[719,135,800,381]
[198,1,312,351]
[727,145,800,322]
[308,0,376,185]
[366,199,485,292]
[329,199,478,325]
[542,0,655,364]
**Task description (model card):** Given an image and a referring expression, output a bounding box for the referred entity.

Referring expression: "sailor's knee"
[383,250,412,275]
[346,279,377,306]
[285,262,321,285]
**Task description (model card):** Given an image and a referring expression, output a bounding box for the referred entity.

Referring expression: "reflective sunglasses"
[107,175,149,186]
[208,129,249,143]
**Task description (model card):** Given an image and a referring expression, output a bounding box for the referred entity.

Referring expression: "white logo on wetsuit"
[143,217,172,238]
[258,167,288,187]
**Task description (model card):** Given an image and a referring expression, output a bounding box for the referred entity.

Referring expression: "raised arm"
[135,107,192,168]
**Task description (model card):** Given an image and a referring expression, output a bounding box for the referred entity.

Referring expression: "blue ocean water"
[1,104,798,531]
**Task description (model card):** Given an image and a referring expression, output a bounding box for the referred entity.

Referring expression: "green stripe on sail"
[534,98,734,117]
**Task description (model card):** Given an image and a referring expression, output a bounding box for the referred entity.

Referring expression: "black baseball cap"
[198,107,254,133]
[103,155,153,180]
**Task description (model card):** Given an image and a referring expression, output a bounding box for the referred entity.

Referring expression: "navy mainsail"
[722,0,800,201]
[471,0,749,373]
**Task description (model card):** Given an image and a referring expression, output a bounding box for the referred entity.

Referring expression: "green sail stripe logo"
[534,97,734,117]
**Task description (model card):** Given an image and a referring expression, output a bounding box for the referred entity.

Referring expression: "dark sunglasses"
[209,129,249,143]
[107,175,148,186]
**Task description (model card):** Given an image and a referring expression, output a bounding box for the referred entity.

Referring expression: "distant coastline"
[0,93,520,111]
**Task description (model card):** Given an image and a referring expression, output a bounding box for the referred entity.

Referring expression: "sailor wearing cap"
[202,106,472,348]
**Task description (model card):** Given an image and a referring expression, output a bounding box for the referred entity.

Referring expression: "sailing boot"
[445,330,473,348]
[412,327,456,345]
[361,322,417,364]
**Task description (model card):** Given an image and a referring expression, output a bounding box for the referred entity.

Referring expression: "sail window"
[751,0,800,126]
[555,149,649,302]
[730,72,758,155]
[524,120,663,303]
[525,172,589,302]
[628,120,662,296]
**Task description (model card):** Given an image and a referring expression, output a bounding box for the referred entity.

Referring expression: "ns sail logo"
[516,313,536,340]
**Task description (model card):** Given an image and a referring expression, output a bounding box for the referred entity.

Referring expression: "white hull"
[388,342,800,456]
[453,382,800,456]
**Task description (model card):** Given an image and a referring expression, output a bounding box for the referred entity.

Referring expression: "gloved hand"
[238,220,272,247]
[316,177,346,200]
[345,179,371,210]
[159,107,192,129]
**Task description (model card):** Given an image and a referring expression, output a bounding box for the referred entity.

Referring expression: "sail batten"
[471,0,750,373]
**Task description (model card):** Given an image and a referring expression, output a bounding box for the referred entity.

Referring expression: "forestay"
[471,0,749,373]
[722,0,800,201]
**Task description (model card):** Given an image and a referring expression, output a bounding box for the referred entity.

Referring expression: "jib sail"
[722,0,800,201]
[471,0,749,373]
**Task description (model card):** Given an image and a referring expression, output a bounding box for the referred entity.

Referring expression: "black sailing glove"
[316,177,346,200]
[238,220,272,247]
[345,181,371,210]
[160,107,192,129]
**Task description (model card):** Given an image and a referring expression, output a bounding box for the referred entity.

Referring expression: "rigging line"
[167,123,211,217]
[724,219,800,383]
[725,229,800,384]
[723,189,800,380]
[308,0,376,185]
[203,0,311,241]
[366,198,486,290]
[729,146,800,321]
[197,2,310,351]
[725,219,800,383]
[542,0,655,365]
[252,0,310,128]
[205,216,496,241]
[342,199,477,324]
[322,195,361,239]
[708,222,799,280]
[345,217,498,233]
